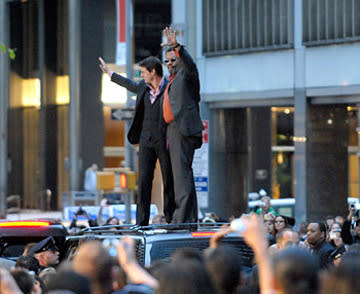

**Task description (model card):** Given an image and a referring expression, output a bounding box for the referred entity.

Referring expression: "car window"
[149,237,253,267]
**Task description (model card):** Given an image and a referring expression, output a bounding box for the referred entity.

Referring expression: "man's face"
[140,67,153,84]
[40,248,59,267]
[165,51,179,75]
[279,231,299,250]
[306,223,324,247]
[326,218,334,228]
[261,197,271,211]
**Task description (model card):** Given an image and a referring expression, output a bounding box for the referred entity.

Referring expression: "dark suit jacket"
[111,73,168,145]
[313,239,335,268]
[165,46,204,139]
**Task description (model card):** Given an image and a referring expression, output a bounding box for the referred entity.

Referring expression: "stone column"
[306,105,348,220]
[208,108,248,219]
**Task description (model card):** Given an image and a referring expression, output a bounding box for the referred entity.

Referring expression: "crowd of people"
[1,199,360,294]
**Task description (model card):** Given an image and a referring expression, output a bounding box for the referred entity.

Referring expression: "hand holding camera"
[75,207,86,216]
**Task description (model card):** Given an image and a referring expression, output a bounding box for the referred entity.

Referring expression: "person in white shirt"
[84,163,98,192]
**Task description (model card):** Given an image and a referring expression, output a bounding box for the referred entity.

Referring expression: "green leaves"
[8,48,16,60]
[0,44,6,54]
[0,43,16,60]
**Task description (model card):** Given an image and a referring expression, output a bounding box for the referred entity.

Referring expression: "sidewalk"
[5,209,63,221]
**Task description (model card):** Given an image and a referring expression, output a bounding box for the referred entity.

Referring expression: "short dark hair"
[322,255,360,294]
[11,268,35,294]
[311,221,327,237]
[16,255,40,274]
[157,259,215,294]
[138,56,163,77]
[205,245,242,294]
[171,247,204,264]
[276,228,297,242]
[274,247,319,294]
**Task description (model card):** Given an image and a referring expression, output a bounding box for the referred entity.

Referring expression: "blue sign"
[195,177,208,192]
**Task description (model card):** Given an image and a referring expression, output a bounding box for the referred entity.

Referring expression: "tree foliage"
[0,43,16,60]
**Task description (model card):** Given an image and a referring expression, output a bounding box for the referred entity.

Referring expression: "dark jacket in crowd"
[312,239,335,269]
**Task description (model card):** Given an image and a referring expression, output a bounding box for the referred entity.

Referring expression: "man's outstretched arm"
[161,27,199,82]
[98,57,141,94]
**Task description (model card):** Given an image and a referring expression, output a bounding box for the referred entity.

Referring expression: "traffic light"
[120,173,128,190]
[96,172,115,190]
[118,171,136,191]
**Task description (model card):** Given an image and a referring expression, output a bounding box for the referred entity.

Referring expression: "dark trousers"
[167,121,200,223]
[136,142,175,225]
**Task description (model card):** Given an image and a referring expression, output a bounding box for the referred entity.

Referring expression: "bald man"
[72,241,113,294]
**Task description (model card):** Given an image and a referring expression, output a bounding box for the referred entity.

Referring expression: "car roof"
[0,219,68,237]
[64,222,253,267]
[0,219,68,261]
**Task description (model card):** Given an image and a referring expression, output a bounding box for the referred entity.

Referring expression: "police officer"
[27,237,60,270]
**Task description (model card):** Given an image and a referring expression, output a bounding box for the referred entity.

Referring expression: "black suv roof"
[0,219,68,261]
[65,223,254,267]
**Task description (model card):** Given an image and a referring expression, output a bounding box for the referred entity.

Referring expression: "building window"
[303,0,360,46]
[202,0,293,56]
[271,107,294,199]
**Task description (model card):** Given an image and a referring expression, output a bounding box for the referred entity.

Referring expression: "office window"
[202,0,293,56]
[303,0,360,45]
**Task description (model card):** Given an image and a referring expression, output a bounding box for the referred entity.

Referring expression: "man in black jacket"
[161,27,204,223]
[306,221,335,268]
[99,56,175,225]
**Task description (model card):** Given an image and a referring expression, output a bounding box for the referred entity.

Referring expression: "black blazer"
[163,47,204,138]
[111,73,168,144]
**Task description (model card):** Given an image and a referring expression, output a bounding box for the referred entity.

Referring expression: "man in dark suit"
[161,27,204,223]
[99,56,175,225]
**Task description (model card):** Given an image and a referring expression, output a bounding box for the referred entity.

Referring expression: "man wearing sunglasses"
[161,27,204,223]
[99,56,175,226]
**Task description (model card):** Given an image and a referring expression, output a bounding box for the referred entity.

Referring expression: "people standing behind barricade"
[96,198,121,226]
[68,207,98,234]
[255,195,277,217]
[84,163,98,192]
[68,202,121,234]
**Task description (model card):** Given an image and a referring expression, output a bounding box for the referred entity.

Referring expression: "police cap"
[27,237,59,255]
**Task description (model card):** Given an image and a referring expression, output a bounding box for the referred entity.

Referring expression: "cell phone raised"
[76,207,85,215]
